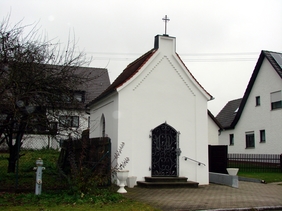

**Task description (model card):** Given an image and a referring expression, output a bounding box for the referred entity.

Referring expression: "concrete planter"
[116,170,129,193]
[126,176,137,188]
[227,168,239,176]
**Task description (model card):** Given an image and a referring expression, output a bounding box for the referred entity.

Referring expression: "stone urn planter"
[227,168,239,176]
[126,176,137,188]
[116,170,129,193]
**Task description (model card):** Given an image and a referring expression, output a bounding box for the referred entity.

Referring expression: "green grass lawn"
[0,190,161,211]
[0,149,68,190]
[238,171,282,183]
[0,199,160,211]
[0,202,160,211]
[0,149,161,211]
[0,203,160,211]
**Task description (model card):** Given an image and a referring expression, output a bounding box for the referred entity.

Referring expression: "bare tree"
[0,16,93,173]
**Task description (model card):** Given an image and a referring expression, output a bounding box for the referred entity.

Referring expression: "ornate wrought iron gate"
[151,122,179,177]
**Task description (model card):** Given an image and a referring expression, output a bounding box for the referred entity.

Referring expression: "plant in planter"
[111,142,130,193]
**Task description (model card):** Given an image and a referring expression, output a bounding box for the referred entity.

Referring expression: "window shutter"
[271,91,281,102]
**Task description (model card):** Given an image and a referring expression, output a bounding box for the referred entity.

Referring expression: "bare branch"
[0,17,93,173]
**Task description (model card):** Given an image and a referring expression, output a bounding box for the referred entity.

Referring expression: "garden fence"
[228,153,282,172]
[0,135,111,192]
[0,136,60,193]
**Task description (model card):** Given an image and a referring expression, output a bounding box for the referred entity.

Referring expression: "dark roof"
[216,50,282,129]
[87,49,157,106]
[216,98,242,129]
[76,67,110,105]
[264,51,282,78]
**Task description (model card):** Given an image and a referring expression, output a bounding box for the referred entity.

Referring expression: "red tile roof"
[87,35,214,107]
[87,49,156,106]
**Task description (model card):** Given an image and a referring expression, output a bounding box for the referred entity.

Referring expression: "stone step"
[137,177,199,188]
[144,176,189,183]
[137,180,199,188]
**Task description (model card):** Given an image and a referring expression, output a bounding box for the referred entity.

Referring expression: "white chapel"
[87,34,214,185]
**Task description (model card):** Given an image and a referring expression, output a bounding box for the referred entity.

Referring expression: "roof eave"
[208,110,223,129]
[230,51,265,128]
[175,53,213,101]
[86,49,157,108]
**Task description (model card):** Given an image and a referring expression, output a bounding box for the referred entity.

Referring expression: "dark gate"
[208,145,228,174]
[58,134,111,186]
[151,122,178,177]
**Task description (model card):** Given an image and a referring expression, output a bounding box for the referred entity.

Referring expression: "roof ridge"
[263,50,282,78]
[125,49,156,69]
[115,48,157,88]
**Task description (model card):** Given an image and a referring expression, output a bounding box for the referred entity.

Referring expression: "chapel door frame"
[150,122,180,177]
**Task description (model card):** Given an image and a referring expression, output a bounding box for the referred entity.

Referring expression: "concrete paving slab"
[124,181,282,211]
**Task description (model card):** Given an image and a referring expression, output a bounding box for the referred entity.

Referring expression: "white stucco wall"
[89,93,120,162]
[208,116,220,145]
[115,36,210,185]
[89,35,212,185]
[219,58,282,154]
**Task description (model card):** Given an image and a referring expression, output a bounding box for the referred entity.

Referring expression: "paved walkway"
[123,181,282,211]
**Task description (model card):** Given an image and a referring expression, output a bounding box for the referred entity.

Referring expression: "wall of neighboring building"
[208,116,220,145]
[219,59,282,154]
[21,109,90,149]
[22,135,58,149]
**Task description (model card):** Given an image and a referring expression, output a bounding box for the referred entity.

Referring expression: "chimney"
[154,35,176,52]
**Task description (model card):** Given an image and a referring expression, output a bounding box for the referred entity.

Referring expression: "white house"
[216,50,282,154]
[20,67,110,150]
[87,35,215,185]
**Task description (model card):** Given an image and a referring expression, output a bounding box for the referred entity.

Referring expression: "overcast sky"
[1,0,282,115]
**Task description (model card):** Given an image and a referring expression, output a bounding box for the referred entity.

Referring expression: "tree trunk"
[7,144,18,173]
[7,134,23,173]
[6,120,25,173]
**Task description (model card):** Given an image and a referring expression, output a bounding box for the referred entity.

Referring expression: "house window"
[260,130,266,143]
[60,91,85,103]
[271,91,282,110]
[256,96,260,106]
[74,91,85,103]
[59,139,64,148]
[59,116,79,128]
[48,122,58,135]
[88,116,90,129]
[245,131,255,148]
[229,134,234,146]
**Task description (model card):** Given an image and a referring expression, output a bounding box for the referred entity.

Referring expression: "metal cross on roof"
[162,15,170,35]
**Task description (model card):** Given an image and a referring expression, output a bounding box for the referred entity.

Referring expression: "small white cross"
[162,15,170,35]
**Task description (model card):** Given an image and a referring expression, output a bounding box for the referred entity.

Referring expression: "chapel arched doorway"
[151,122,179,177]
